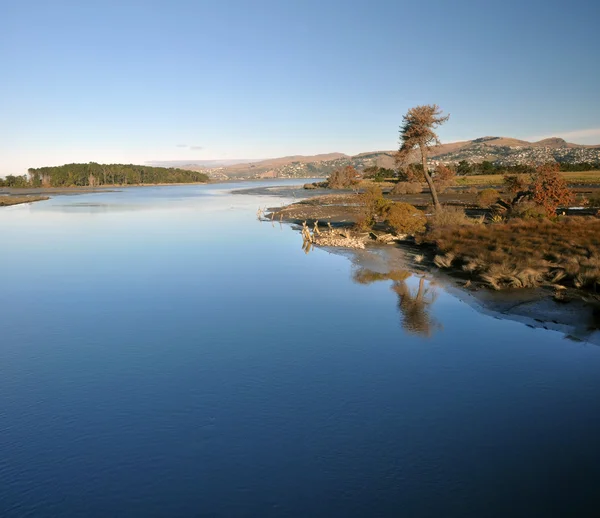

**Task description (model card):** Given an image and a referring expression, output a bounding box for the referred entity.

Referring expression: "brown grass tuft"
[420,217,600,292]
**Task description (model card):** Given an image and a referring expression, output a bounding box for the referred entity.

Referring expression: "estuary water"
[1,181,600,517]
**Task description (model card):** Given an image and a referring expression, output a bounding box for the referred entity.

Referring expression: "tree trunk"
[416,277,425,303]
[419,143,441,211]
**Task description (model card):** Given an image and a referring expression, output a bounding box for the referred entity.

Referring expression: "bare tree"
[397,104,449,211]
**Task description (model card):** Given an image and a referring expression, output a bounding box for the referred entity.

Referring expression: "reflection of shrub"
[352,268,411,284]
[477,188,500,208]
[384,202,426,235]
[392,182,423,195]
[509,201,547,220]
[428,206,473,229]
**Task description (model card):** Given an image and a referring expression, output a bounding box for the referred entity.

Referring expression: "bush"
[508,200,547,220]
[433,164,456,191]
[477,188,500,208]
[384,202,426,235]
[303,183,317,190]
[328,166,358,189]
[587,193,600,208]
[392,182,423,195]
[356,185,391,229]
[530,163,575,216]
[428,206,473,229]
[503,174,530,195]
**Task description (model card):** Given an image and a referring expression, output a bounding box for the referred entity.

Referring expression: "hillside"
[170,136,600,180]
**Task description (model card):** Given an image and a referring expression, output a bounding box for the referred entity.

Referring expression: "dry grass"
[419,217,600,292]
[428,206,475,229]
[477,188,501,208]
[392,182,423,195]
[0,195,49,206]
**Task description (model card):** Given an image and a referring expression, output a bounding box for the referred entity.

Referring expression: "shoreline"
[256,189,600,336]
[329,245,600,344]
[0,195,50,207]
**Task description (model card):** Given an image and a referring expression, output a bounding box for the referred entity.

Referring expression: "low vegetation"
[0,195,49,206]
[327,166,359,189]
[356,185,391,229]
[427,206,475,229]
[420,218,600,292]
[477,188,501,208]
[457,170,600,187]
[384,202,427,235]
[392,182,423,195]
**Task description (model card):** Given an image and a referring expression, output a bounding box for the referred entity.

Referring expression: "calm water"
[2,182,600,517]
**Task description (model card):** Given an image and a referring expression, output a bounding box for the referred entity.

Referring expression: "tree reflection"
[352,268,440,337]
[392,276,439,336]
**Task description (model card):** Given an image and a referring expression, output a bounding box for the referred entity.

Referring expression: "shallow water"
[1,182,600,517]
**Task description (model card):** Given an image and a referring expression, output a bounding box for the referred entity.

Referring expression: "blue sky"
[1,0,599,175]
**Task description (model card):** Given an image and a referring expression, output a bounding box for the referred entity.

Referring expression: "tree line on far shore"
[0,163,209,188]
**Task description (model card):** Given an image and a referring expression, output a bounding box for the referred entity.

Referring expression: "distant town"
[181,136,600,180]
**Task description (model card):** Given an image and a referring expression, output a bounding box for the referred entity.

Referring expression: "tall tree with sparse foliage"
[396,104,449,211]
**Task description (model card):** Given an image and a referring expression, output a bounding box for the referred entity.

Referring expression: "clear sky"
[1,0,599,175]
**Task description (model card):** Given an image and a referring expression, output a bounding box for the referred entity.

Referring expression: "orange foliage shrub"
[433,164,456,191]
[530,163,575,216]
[328,166,358,189]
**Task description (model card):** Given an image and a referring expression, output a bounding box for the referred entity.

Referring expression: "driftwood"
[301,220,368,249]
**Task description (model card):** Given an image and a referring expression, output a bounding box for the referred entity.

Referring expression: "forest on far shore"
[0,163,209,188]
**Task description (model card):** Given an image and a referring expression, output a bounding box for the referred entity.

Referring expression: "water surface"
[1,182,600,517]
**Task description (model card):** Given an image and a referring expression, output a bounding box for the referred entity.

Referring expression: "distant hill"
[168,137,600,180]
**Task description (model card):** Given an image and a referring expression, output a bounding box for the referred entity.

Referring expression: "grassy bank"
[0,195,50,207]
[420,218,600,293]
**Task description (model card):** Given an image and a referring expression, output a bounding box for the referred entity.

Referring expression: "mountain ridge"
[157,136,600,180]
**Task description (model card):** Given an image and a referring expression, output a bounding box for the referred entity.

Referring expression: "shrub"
[433,164,456,191]
[392,182,423,195]
[588,193,600,208]
[508,201,547,220]
[328,166,358,189]
[503,174,530,195]
[530,163,575,217]
[356,185,391,229]
[303,183,317,190]
[384,202,426,235]
[399,163,425,182]
[428,206,473,229]
[477,188,500,208]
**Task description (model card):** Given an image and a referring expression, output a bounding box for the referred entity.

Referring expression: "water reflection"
[353,268,441,337]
